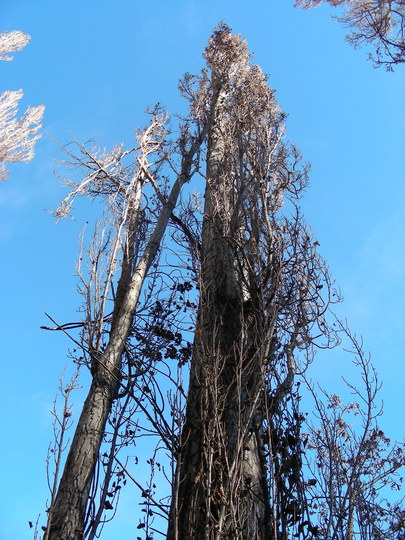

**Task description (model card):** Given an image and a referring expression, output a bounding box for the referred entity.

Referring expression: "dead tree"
[44,108,205,540]
[42,23,403,540]
[168,24,336,539]
[302,320,405,539]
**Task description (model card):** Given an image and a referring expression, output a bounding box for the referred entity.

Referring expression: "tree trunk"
[44,377,116,539]
[168,59,273,539]
[46,136,202,539]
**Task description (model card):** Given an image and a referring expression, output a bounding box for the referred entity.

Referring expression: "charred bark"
[167,23,324,539]
[168,27,275,539]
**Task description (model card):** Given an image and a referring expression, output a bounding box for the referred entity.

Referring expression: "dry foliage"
[0,30,44,180]
[303,321,404,539]
[295,0,405,68]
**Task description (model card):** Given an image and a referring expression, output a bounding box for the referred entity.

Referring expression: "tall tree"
[295,0,405,68]
[0,30,44,180]
[167,24,334,539]
[42,23,403,540]
[44,109,205,539]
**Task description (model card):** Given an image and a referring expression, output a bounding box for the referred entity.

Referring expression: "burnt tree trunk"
[168,26,283,539]
[168,23,319,539]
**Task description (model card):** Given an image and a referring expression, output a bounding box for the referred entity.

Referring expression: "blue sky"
[1,1,404,538]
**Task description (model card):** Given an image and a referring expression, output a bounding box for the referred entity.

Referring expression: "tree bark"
[168,54,273,539]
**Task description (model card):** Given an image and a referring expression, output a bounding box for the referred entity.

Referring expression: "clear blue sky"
[1,1,404,538]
